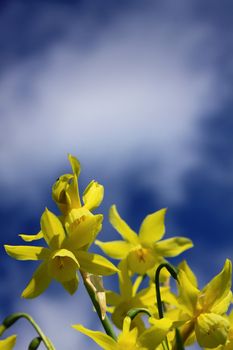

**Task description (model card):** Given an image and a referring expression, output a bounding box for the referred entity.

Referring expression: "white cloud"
[0,2,228,207]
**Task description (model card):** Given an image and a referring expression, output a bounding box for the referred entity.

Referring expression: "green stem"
[127,307,151,320]
[80,271,117,340]
[0,313,55,350]
[155,263,178,319]
[155,263,179,350]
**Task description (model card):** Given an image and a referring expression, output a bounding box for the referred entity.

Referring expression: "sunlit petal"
[109,205,139,244]
[201,259,232,312]
[73,324,117,350]
[83,180,104,211]
[65,213,103,250]
[139,208,166,245]
[95,240,133,259]
[40,208,66,249]
[4,245,50,261]
[0,335,17,350]
[19,230,43,242]
[138,318,172,350]
[154,237,193,257]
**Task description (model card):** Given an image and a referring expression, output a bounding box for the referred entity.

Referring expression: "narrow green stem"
[80,271,117,340]
[127,307,151,320]
[155,263,178,319]
[0,313,55,350]
[155,263,178,350]
[174,329,185,350]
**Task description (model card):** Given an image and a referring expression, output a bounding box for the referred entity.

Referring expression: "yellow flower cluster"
[2,155,232,350]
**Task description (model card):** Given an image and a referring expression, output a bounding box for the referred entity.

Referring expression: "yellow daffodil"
[73,315,172,350]
[96,205,193,275]
[210,309,233,350]
[5,209,118,298]
[19,154,104,243]
[106,260,156,331]
[0,335,16,350]
[177,259,232,348]
[52,154,104,216]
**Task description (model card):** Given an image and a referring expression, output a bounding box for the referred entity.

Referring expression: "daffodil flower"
[0,335,16,350]
[4,209,118,298]
[73,315,172,350]
[52,154,104,216]
[212,309,233,350]
[177,259,232,348]
[19,154,104,243]
[96,205,193,275]
[106,260,156,331]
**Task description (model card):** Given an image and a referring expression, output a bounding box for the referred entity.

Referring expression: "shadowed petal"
[62,275,79,295]
[77,251,118,275]
[21,262,52,298]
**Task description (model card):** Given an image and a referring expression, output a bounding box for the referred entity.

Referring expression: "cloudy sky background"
[1,0,233,348]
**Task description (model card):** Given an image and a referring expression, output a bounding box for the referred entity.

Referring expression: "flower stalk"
[80,270,117,340]
[0,313,55,350]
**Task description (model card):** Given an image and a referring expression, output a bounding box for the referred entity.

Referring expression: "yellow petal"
[154,237,193,257]
[83,180,104,211]
[73,324,117,350]
[19,230,43,242]
[106,291,122,306]
[109,205,139,244]
[48,249,80,282]
[178,260,198,288]
[118,316,139,346]
[138,318,172,350]
[40,208,66,249]
[135,283,156,307]
[21,262,52,298]
[95,240,133,260]
[65,213,103,250]
[0,335,17,350]
[77,251,118,275]
[178,269,199,317]
[195,313,230,348]
[139,208,166,246]
[118,259,133,299]
[68,154,81,178]
[211,291,233,314]
[201,259,232,313]
[52,173,81,214]
[62,275,79,295]
[4,245,50,261]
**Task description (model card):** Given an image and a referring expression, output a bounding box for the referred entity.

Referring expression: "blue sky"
[1,1,233,349]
